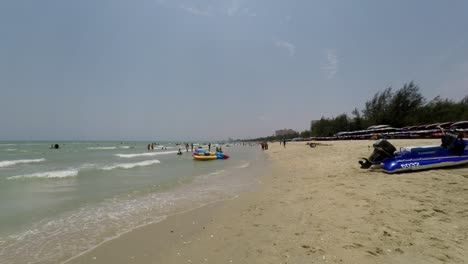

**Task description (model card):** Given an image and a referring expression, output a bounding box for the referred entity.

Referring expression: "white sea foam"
[236,161,250,169]
[0,158,46,168]
[115,151,177,158]
[210,169,226,176]
[7,169,78,180]
[118,146,131,149]
[87,147,117,150]
[101,159,161,170]
[80,163,96,169]
[5,148,18,151]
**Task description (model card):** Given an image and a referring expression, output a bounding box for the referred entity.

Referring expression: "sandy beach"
[68,139,468,264]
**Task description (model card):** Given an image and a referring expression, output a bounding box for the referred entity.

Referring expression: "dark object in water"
[50,144,60,149]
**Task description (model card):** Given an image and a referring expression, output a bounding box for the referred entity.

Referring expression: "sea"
[0,141,267,264]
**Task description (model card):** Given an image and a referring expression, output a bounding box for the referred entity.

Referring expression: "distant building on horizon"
[275,128,297,137]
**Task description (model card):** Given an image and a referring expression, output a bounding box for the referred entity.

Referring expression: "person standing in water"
[185,143,189,152]
[191,143,194,152]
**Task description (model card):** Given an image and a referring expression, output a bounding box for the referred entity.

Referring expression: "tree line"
[244,81,468,141]
[311,81,468,137]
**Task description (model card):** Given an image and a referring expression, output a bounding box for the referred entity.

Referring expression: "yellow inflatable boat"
[193,155,217,161]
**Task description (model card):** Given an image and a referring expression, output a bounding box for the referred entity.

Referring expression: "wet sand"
[67,139,468,264]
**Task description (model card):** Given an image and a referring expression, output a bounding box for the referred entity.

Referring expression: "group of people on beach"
[260,139,287,150]
[176,143,223,155]
[147,143,167,151]
[183,143,194,152]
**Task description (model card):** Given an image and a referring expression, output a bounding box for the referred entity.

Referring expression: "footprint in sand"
[432,208,446,214]
[366,247,383,256]
[343,243,363,249]
[420,213,435,219]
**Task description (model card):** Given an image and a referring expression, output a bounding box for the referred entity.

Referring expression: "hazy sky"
[1,0,468,141]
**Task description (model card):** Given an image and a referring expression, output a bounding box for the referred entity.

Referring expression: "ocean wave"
[118,146,131,149]
[114,151,177,158]
[0,158,260,264]
[87,147,117,150]
[0,158,46,168]
[5,148,18,151]
[101,160,161,170]
[7,170,78,180]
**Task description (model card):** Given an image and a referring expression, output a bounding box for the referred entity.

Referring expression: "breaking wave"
[114,151,177,158]
[7,170,78,180]
[0,158,46,168]
[87,147,117,150]
[101,160,161,170]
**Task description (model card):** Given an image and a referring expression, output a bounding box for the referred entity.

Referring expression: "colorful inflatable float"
[193,149,229,161]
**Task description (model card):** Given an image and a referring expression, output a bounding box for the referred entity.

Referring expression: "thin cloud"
[239,8,256,17]
[275,40,296,57]
[227,0,256,17]
[321,49,338,79]
[227,0,239,16]
[180,5,214,17]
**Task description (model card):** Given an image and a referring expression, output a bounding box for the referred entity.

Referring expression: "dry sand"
[68,139,468,264]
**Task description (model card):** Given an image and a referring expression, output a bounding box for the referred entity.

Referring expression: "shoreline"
[68,140,468,264]
[62,197,237,264]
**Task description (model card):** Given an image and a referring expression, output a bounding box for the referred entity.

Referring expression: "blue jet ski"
[359,130,468,173]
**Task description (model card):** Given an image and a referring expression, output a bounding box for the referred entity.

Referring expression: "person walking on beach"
[191,143,194,152]
[208,143,211,152]
[283,139,286,148]
[185,143,189,152]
